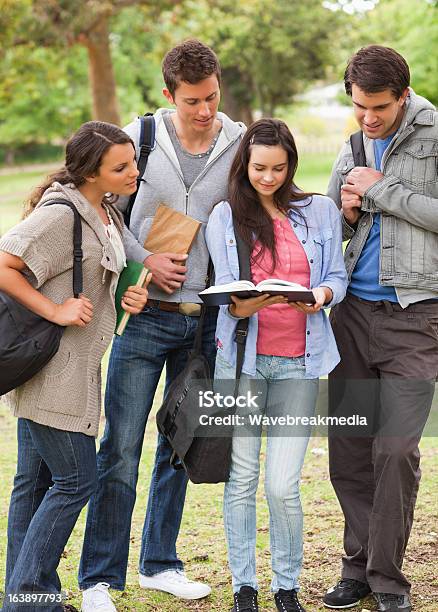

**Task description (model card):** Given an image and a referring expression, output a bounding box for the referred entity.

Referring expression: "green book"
[115,261,149,336]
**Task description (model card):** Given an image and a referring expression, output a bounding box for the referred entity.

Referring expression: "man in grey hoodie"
[323,46,438,612]
[79,40,245,611]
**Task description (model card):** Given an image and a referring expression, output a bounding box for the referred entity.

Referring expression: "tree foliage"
[0,0,180,146]
[0,44,90,147]
[0,1,91,156]
[0,0,436,156]
[110,6,172,122]
[364,0,438,104]
[153,0,346,122]
[335,0,438,105]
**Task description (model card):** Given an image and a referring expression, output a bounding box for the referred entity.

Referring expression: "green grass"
[0,159,437,611]
[0,155,332,236]
[295,153,335,194]
[0,165,60,236]
[0,407,436,611]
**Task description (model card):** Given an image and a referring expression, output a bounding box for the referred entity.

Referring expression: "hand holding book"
[288,286,333,315]
[228,286,332,318]
[143,252,187,295]
[143,204,201,294]
[120,283,150,314]
[199,278,333,317]
[229,293,288,318]
[115,261,152,336]
[198,278,316,306]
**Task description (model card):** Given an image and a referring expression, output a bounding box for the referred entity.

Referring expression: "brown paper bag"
[144,204,202,255]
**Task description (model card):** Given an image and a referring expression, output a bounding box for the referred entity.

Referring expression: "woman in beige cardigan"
[0,121,148,611]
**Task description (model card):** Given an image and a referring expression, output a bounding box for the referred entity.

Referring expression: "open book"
[199,279,315,306]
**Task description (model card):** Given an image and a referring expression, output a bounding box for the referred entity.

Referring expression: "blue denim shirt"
[205,197,348,378]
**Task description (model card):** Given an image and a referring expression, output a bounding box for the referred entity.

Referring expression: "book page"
[256,278,309,291]
[200,280,256,294]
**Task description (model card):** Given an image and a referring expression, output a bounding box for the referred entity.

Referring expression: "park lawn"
[0,165,60,236]
[0,157,437,611]
[0,406,437,611]
[296,153,335,194]
[0,154,330,235]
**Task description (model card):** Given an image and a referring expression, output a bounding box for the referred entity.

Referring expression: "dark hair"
[162,39,221,97]
[25,121,134,217]
[228,118,315,272]
[344,45,410,99]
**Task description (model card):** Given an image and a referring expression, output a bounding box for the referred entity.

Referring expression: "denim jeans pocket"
[269,354,307,380]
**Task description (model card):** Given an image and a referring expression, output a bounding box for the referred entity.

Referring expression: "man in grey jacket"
[79,40,245,611]
[323,46,438,612]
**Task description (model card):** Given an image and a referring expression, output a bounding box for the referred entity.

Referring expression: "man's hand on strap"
[341,166,384,224]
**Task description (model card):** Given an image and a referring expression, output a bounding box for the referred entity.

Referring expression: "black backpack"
[0,200,83,396]
[124,113,155,227]
[155,221,251,484]
[155,303,221,483]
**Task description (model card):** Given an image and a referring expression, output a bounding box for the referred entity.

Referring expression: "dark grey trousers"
[328,293,438,595]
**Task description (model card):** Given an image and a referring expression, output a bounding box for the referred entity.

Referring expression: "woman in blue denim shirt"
[205,119,347,612]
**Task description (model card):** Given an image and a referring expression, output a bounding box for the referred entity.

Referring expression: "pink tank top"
[251,217,310,357]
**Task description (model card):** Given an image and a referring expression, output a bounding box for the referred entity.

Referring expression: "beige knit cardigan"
[0,183,125,437]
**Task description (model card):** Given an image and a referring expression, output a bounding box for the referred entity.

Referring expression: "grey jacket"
[0,184,124,437]
[121,108,246,302]
[327,89,438,291]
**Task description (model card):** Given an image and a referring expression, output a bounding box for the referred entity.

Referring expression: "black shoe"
[275,588,306,611]
[323,578,371,608]
[63,606,79,612]
[231,586,258,612]
[374,592,412,611]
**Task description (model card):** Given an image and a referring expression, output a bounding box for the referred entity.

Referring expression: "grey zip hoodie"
[121,108,245,302]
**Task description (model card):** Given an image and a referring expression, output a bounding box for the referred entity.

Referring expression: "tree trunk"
[221,71,254,125]
[5,149,15,165]
[83,16,121,125]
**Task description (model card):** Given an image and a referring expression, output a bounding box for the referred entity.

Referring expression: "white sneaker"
[139,569,211,600]
[81,583,117,611]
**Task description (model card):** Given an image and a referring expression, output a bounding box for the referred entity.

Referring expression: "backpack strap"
[192,258,214,355]
[350,130,367,167]
[233,218,251,396]
[124,112,155,227]
[44,199,83,297]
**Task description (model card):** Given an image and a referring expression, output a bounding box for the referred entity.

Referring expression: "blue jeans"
[79,305,217,590]
[215,352,318,593]
[3,419,97,612]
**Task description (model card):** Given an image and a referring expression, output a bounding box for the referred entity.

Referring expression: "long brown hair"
[24,121,134,217]
[228,118,315,270]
